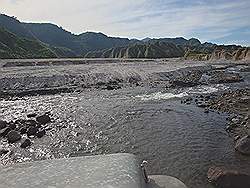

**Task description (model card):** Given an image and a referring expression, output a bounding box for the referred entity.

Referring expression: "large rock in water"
[235,135,250,155]
[207,166,250,188]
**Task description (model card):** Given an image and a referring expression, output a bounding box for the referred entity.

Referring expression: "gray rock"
[0,120,7,130]
[20,139,32,148]
[25,120,37,127]
[0,127,11,137]
[19,127,27,134]
[0,149,9,156]
[27,126,38,136]
[197,103,208,108]
[36,129,46,138]
[231,118,240,124]
[36,114,51,125]
[204,109,209,113]
[8,123,17,130]
[235,135,250,155]
[208,166,250,188]
[7,130,21,143]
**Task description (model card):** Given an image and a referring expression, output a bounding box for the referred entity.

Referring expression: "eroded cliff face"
[184,46,250,61]
[85,41,185,59]
[210,46,250,61]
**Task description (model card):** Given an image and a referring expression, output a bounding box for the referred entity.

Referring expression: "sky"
[0,0,250,46]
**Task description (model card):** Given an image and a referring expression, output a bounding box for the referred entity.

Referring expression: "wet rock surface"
[207,166,250,188]
[235,135,250,156]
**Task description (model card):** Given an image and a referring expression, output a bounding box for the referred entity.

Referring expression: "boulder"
[235,135,250,155]
[27,113,37,118]
[36,129,46,138]
[0,120,7,130]
[0,127,11,137]
[6,130,21,143]
[27,126,38,136]
[36,114,51,125]
[208,166,250,188]
[20,139,32,148]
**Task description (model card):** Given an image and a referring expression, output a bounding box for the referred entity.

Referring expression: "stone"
[20,139,32,148]
[0,120,7,130]
[19,127,27,134]
[226,125,232,131]
[207,166,250,188]
[27,126,38,136]
[204,109,209,113]
[234,136,240,141]
[14,119,27,126]
[0,127,11,137]
[231,118,240,124]
[0,149,9,156]
[106,85,115,90]
[197,103,208,108]
[6,130,21,143]
[235,135,250,155]
[25,120,37,127]
[36,114,51,125]
[27,113,37,118]
[8,123,16,130]
[36,129,46,138]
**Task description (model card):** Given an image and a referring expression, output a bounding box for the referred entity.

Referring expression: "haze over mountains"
[0,14,249,60]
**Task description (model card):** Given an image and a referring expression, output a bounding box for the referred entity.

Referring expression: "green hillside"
[0,27,57,59]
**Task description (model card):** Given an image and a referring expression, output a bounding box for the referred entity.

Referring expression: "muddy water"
[1,85,250,188]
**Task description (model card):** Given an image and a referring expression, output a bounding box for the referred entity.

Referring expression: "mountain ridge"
[0,14,249,60]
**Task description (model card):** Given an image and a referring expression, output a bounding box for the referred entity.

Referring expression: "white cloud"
[0,0,250,44]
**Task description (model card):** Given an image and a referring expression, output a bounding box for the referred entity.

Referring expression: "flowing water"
[0,59,250,188]
[1,85,250,188]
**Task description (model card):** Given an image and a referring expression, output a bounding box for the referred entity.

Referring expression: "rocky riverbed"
[0,58,249,188]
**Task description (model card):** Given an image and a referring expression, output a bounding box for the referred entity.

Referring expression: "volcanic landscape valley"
[0,58,249,188]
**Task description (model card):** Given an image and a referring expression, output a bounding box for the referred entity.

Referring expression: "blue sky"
[1,0,250,46]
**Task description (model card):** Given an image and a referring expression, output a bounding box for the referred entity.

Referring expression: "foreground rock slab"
[208,166,250,188]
